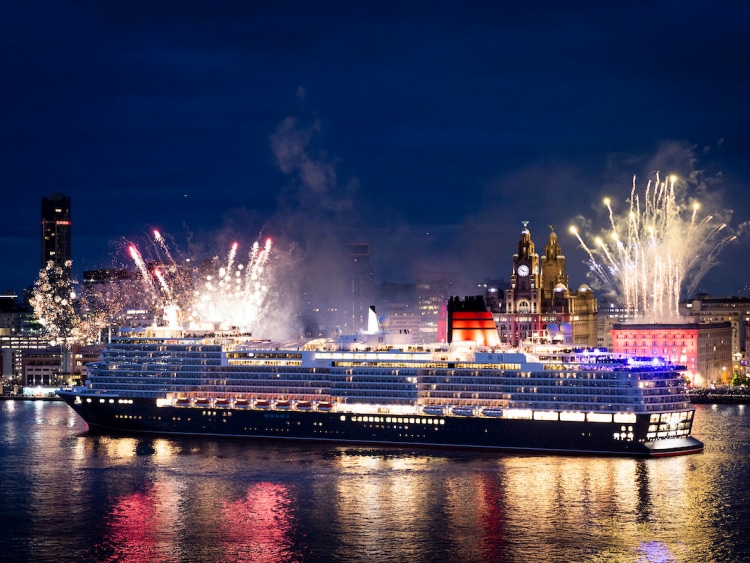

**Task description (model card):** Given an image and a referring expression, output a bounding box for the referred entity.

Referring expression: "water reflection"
[92,471,301,562]
[97,481,181,563]
[1,402,749,562]
[221,483,298,562]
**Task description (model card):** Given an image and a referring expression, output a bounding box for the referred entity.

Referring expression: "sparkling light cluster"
[30,260,79,343]
[570,174,736,322]
[128,231,274,332]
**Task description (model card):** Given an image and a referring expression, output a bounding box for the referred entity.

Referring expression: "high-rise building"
[345,243,374,331]
[416,270,470,343]
[41,193,72,270]
[376,281,420,336]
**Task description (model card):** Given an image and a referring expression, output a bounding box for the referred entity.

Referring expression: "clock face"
[518,264,530,277]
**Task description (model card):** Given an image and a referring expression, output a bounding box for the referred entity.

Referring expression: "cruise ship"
[57,303,703,457]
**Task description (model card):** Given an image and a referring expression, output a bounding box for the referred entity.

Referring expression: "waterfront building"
[490,223,598,347]
[20,344,103,386]
[0,291,27,336]
[611,322,733,386]
[680,293,750,379]
[0,335,51,383]
[596,302,635,350]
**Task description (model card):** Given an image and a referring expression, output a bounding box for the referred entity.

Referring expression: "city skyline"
[2,2,749,298]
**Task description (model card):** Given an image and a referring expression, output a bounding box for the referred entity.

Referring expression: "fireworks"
[570,173,736,322]
[126,232,275,332]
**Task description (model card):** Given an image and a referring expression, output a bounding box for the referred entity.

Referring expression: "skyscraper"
[345,242,374,331]
[41,193,71,270]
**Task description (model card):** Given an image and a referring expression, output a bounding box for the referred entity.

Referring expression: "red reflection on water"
[100,485,174,563]
[220,482,296,562]
[478,473,507,559]
[96,480,299,561]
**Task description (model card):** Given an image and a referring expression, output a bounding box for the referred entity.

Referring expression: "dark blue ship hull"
[58,393,703,457]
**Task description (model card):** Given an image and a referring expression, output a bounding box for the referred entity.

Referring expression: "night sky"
[2,1,749,300]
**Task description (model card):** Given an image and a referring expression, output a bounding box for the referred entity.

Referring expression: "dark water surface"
[1,401,748,562]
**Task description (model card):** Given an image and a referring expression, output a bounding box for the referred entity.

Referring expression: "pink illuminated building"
[611,322,732,386]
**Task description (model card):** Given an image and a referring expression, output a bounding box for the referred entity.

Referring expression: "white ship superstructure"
[60,325,700,454]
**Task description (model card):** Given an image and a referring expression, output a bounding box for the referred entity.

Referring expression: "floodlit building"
[680,293,750,378]
[611,322,733,386]
[21,344,103,386]
[490,223,598,347]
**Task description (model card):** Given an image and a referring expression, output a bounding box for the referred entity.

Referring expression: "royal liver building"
[489,223,598,347]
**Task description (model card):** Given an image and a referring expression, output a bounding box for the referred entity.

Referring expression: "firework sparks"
[129,245,156,295]
[571,173,737,322]
[125,233,275,333]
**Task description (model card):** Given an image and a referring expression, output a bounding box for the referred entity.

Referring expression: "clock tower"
[504,222,543,342]
[488,220,597,347]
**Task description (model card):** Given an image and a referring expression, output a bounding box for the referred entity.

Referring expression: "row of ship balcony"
[140,395,654,422]
[85,378,684,401]
[85,375,688,402]
[92,368,685,394]
[84,380,690,413]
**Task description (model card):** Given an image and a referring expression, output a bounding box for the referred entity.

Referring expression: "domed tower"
[493,222,598,347]
[541,225,569,298]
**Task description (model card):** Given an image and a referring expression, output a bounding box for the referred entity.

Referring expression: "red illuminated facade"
[611,322,733,385]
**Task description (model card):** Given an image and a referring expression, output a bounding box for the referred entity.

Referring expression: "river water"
[0,401,748,562]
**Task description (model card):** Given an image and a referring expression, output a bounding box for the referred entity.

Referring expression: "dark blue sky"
[2,1,749,298]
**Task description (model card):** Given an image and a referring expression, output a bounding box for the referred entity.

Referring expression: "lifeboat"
[234,399,251,409]
[481,407,504,417]
[194,398,211,408]
[214,398,232,408]
[451,406,475,417]
[275,400,292,410]
[317,402,335,412]
[254,400,271,409]
[422,405,446,416]
[175,397,192,407]
[296,401,313,411]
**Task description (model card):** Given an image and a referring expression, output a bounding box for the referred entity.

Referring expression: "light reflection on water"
[0,401,748,562]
